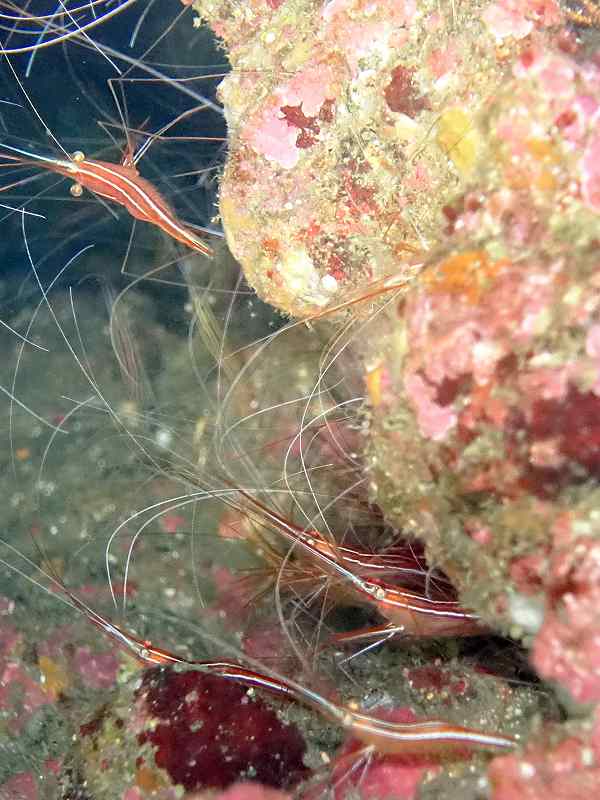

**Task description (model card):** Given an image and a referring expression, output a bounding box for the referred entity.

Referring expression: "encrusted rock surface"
[195,0,566,316]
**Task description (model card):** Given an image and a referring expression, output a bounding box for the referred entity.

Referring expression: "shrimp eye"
[70,182,83,198]
[72,150,86,162]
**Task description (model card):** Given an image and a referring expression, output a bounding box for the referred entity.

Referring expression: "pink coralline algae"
[246,103,302,170]
[359,242,600,690]
[0,771,39,800]
[482,2,534,41]
[189,783,292,800]
[483,1,563,41]
[489,717,600,800]
[182,782,292,800]
[533,533,600,703]
[582,133,600,213]
[403,371,457,441]
[0,614,52,734]
[195,0,567,316]
[73,645,120,691]
[327,0,600,669]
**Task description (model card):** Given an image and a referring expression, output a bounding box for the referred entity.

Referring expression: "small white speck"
[508,592,544,634]
[321,274,338,293]
[519,762,536,778]
[582,748,595,767]
[155,428,172,450]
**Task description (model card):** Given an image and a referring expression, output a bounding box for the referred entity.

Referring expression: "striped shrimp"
[0,142,213,256]
[64,597,515,756]
[0,540,515,761]
[230,488,486,642]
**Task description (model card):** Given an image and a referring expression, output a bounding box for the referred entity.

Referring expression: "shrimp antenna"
[0,0,139,56]
[1,51,70,157]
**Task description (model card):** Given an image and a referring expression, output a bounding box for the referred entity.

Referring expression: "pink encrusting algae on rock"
[0,771,39,800]
[194,0,569,317]
[582,133,600,213]
[488,709,600,800]
[183,783,293,800]
[532,531,600,703]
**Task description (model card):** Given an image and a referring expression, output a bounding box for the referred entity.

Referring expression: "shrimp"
[233,488,485,640]
[45,567,515,759]
[0,1,140,56]
[0,142,213,256]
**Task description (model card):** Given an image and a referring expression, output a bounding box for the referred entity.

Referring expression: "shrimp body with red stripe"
[1,143,213,257]
[49,569,517,759]
[233,488,485,642]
